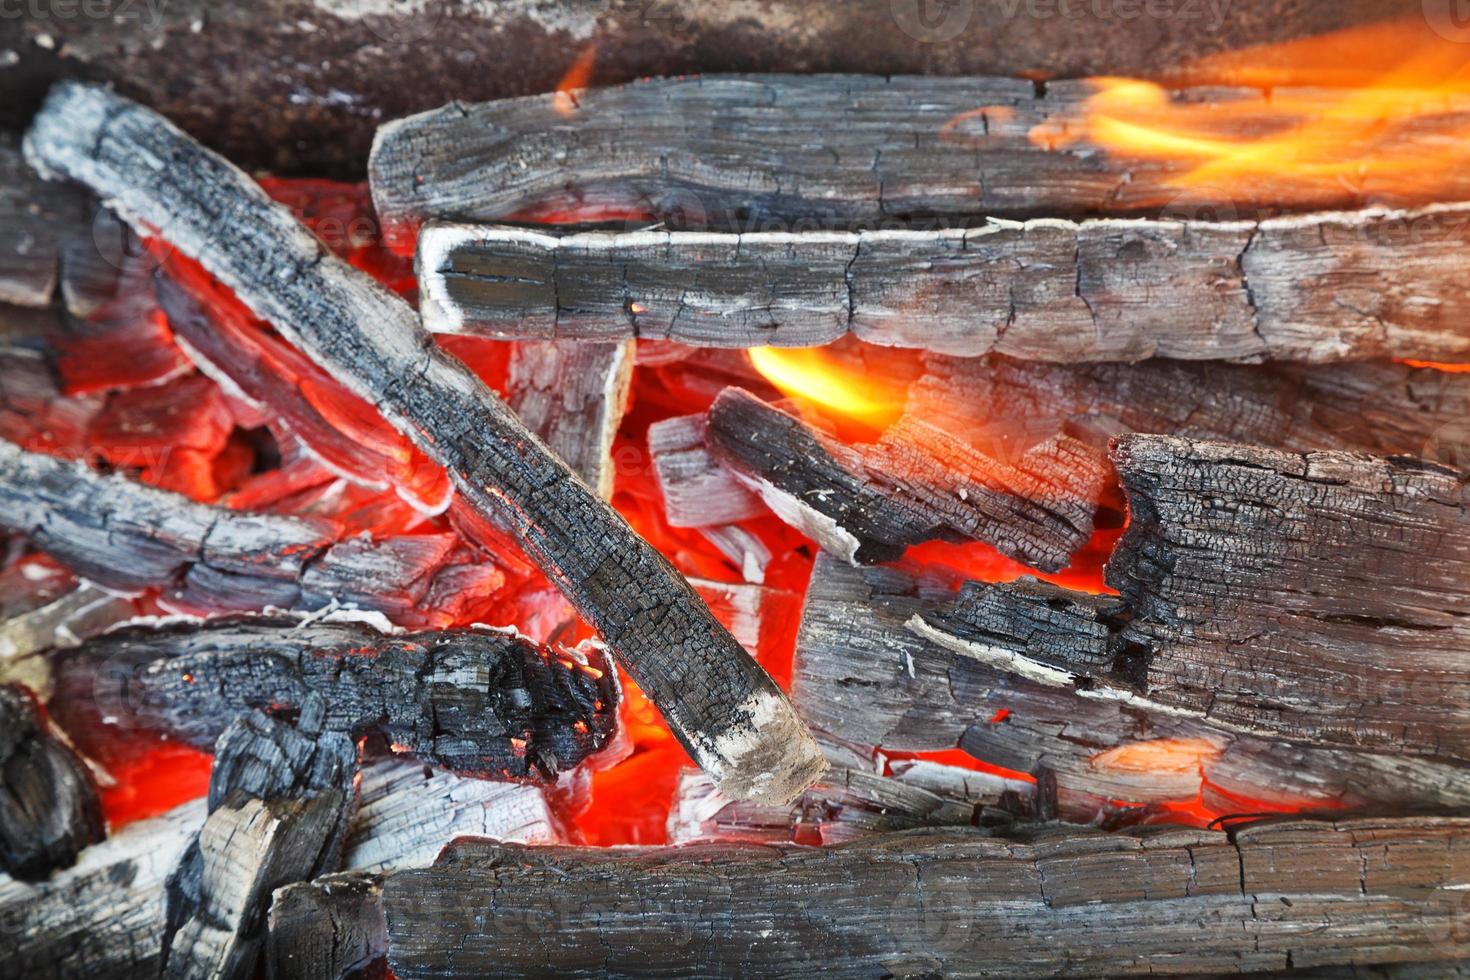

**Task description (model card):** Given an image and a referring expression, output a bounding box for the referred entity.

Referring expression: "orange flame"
[747,346,906,430]
[552,43,599,118]
[1028,19,1470,210]
[1091,738,1223,775]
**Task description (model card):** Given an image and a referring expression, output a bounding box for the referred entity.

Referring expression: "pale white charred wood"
[706,388,1108,572]
[50,616,620,782]
[0,584,135,696]
[506,339,634,499]
[370,75,1470,235]
[0,683,103,880]
[792,554,1470,818]
[380,817,1470,978]
[161,711,358,980]
[648,412,765,529]
[1108,435,1470,762]
[26,82,824,806]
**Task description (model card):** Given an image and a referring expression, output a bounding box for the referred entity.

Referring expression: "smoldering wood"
[0,584,136,691]
[1108,435,1470,762]
[161,710,358,980]
[791,554,1470,820]
[50,616,620,782]
[706,387,1108,572]
[372,69,1470,235]
[505,339,634,499]
[0,137,85,309]
[0,438,490,624]
[908,354,1470,470]
[666,765,1025,846]
[647,413,765,529]
[0,683,103,880]
[417,207,1470,362]
[267,872,387,980]
[697,525,772,585]
[380,816,1470,979]
[25,81,825,806]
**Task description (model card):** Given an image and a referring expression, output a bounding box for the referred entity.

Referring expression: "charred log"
[417,208,1470,363]
[25,81,824,805]
[50,616,619,782]
[267,872,387,980]
[161,709,358,980]
[505,339,634,499]
[371,70,1466,234]
[0,438,494,625]
[0,683,103,880]
[706,387,1108,572]
[648,413,765,529]
[792,554,1470,819]
[380,817,1470,978]
[0,137,85,308]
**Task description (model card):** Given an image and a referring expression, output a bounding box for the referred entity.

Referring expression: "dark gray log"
[51,616,620,782]
[706,387,1108,571]
[0,438,488,625]
[0,136,85,308]
[372,67,1470,235]
[0,683,102,880]
[0,0,1412,178]
[267,872,387,980]
[381,817,1470,978]
[1107,435,1470,761]
[417,207,1470,362]
[25,82,824,805]
[792,554,1470,819]
[505,339,634,499]
[908,354,1470,471]
[161,710,358,980]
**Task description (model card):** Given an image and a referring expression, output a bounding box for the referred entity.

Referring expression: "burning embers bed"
[4,27,1470,979]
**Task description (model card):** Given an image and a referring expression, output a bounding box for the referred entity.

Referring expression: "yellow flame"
[1090,738,1223,775]
[1025,19,1470,209]
[552,43,598,119]
[747,346,904,430]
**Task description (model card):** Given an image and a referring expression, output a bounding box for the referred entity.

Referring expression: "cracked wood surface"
[25,82,823,805]
[50,616,620,782]
[417,207,1470,362]
[0,683,102,881]
[1108,434,1470,761]
[268,871,387,980]
[0,438,490,627]
[705,387,1109,572]
[161,710,358,980]
[0,136,87,309]
[371,72,1470,236]
[379,817,1470,978]
[792,554,1470,819]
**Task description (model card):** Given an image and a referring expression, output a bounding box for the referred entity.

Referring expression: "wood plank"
[417,206,1470,362]
[26,81,824,805]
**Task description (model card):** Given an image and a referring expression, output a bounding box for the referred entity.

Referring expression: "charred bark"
[25,82,824,805]
[706,387,1108,572]
[267,872,387,980]
[380,817,1470,978]
[161,709,358,980]
[0,136,85,309]
[0,683,103,880]
[50,616,620,782]
[417,208,1470,363]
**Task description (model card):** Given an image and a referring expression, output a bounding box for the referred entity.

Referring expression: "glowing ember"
[1028,18,1470,210]
[747,346,907,431]
[1091,738,1223,775]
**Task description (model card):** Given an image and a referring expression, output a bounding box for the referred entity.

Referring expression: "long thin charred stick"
[50,616,620,782]
[379,817,1470,978]
[417,208,1470,363]
[26,82,824,804]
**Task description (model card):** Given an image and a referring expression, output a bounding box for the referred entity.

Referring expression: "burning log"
[706,388,1109,571]
[417,207,1470,362]
[268,872,387,980]
[379,816,1470,978]
[51,615,619,782]
[1108,435,1470,760]
[161,710,358,980]
[909,354,1470,469]
[0,439,498,626]
[0,683,103,880]
[505,339,635,499]
[371,73,1470,235]
[793,554,1470,819]
[26,82,824,805]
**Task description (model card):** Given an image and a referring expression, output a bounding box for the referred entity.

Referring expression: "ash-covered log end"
[0,682,105,880]
[699,689,828,806]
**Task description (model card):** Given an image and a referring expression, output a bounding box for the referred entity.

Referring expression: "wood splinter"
[24,82,825,805]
